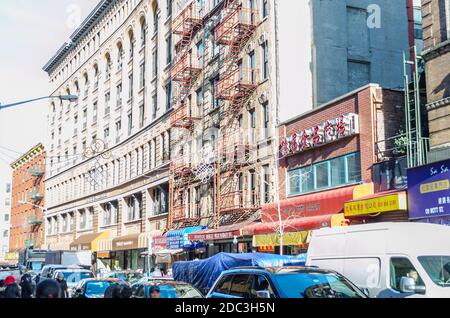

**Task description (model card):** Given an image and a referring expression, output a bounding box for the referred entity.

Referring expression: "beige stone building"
[43,0,172,270]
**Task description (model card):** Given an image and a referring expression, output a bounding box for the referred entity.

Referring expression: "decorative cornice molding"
[426,97,450,111]
[10,143,45,169]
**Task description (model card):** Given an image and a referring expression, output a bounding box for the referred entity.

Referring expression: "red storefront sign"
[188,221,252,241]
[152,235,167,250]
[280,113,359,157]
[262,186,356,222]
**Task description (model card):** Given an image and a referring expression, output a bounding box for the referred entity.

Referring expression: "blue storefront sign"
[167,226,207,249]
[407,159,450,220]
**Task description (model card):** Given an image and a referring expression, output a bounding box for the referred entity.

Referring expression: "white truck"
[306,222,450,298]
[45,250,92,268]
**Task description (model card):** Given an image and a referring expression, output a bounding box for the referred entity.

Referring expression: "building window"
[155,185,168,215]
[152,94,157,119]
[211,77,219,109]
[196,88,203,114]
[287,152,361,196]
[167,0,172,17]
[104,126,110,138]
[262,165,270,204]
[139,103,145,128]
[261,41,269,80]
[128,73,134,98]
[126,193,142,221]
[166,34,172,65]
[127,112,133,135]
[105,92,111,115]
[102,201,118,226]
[262,102,269,139]
[115,120,122,143]
[166,81,172,110]
[262,0,269,19]
[93,101,98,123]
[152,49,158,77]
[139,63,145,89]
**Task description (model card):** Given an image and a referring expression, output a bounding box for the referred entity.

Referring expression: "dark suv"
[206,267,367,298]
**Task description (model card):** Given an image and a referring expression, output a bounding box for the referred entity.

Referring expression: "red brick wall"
[10,151,46,251]
[278,86,379,200]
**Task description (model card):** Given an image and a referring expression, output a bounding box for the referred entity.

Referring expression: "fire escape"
[168,1,204,228]
[213,0,259,228]
[26,165,45,248]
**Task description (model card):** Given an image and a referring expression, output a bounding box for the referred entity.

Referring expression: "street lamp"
[0,95,78,111]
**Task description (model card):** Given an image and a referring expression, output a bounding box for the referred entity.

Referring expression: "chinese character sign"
[407,159,450,220]
[280,113,359,157]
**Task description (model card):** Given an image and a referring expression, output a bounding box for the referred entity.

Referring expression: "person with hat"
[3,276,20,298]
[149,285,161,298]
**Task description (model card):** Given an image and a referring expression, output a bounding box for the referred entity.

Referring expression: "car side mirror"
[256,290,271,299]
[400,277,426,295]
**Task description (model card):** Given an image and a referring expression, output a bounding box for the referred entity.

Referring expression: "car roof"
[223,266,336,275]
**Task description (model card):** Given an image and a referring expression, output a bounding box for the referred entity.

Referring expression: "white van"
[306,222,450,298]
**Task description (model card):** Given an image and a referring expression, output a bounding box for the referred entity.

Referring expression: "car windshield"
[30,262,43,271]
[61,271,94,283]
[85,281,114,295]
[272,272,365,298]
[146,284,203,298]
[418,256,450,287]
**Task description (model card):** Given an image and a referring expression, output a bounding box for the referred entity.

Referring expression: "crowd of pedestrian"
[0,272,76,299]
[0,273,136,298]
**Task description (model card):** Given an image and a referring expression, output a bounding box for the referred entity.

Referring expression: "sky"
[0,0,98,187]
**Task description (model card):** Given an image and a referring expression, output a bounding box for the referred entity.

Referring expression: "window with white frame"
[126,193,142,221]
[287,153,361,196]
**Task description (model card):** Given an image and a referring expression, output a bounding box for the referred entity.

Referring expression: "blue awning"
[167,226,207,249]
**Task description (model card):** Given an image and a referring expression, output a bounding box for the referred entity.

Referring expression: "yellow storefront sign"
[420,179,450,194]
[344,192,407,217]
[4,252,19,261]
[253,231,310,247]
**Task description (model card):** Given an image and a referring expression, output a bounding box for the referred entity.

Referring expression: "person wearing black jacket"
[4,282,21,298]
[19,274,34,298]
[55,272,68,298]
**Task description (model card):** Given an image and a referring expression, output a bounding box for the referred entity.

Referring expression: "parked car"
[71,278,126,298]
[105,271,144,285]
[40,265,83,281]
[306,222,450,298]
[53,268,94,296]
[131,280,203,298]
[206,267,367,298]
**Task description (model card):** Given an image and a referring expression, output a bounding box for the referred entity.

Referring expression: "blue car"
[206,267,367,298]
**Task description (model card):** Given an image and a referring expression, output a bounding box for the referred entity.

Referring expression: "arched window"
[83,72,89,95]
[74,80,80,94]
[93,63,99,87]
[140,16,146,47]
[105,52,112,80]
[128,29,135,59]
[117,42,124,69]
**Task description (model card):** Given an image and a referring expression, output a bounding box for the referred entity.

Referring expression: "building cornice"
[422,39,450,61]
[42,0,118,75]
[10,143,45,169]
[426,97,450,111]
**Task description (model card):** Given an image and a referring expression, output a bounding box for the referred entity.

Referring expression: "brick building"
[9,143,46,252]
[421,0,450,162]
[240,84,408,254]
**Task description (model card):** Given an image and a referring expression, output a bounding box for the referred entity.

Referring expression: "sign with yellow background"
[344,192,407,217]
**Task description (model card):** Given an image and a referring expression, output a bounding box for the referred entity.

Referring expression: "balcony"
[216,67,259,101]
[215,3,258,47]
[30,166,45,177]
[171,53,202,84]
[172,1,204,50]
[170,103,200,130]
[170,155,194,179]
[31,191,44,202]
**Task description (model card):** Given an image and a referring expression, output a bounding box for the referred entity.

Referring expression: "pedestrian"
[104,283,118,298]
[0,279,6,298]
[149,285,161,298]
[55,272,68,298]
[119,284,132,298]
[36,279,60,298]
[4,276,21,298]
[19,273,34,298]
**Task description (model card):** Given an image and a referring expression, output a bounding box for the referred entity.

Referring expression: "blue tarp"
[173,252,307,293]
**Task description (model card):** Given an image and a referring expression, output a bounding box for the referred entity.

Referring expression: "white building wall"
[0,182,12,261]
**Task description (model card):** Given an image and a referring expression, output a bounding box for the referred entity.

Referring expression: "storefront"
[188,221,254,257]
[407,158,450,225]
[69,231,110,252]
[241,213,348,255]
[111,233,147,270]
[4,251,19,264]
[161,226,207,262]
[344,190,409,222]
